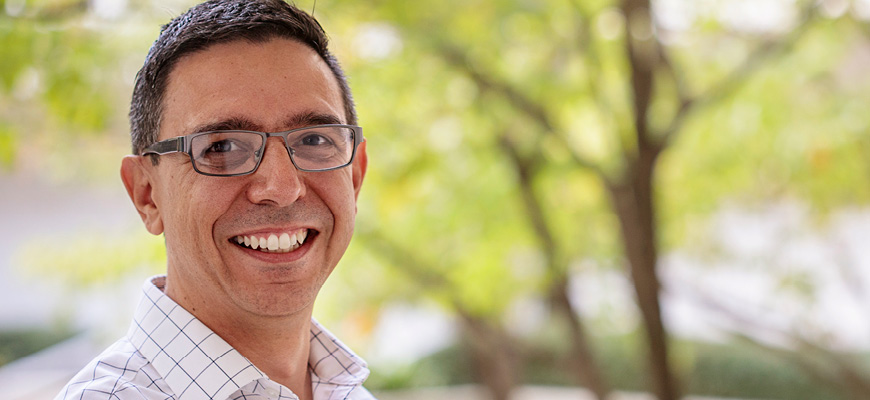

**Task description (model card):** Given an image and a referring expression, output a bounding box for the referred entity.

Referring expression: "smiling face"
[123,38,366,322]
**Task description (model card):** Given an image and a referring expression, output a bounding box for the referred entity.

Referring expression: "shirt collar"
[126,275,370,399]
[309,318,370,387]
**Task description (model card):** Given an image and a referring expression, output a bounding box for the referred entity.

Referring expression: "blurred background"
[1,0,870,399]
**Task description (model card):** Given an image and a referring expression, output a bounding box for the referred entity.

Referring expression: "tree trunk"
[615,0,680,397]
[500,135,611,399]
[461,314,518,400]
[607,154,678,400]
[552,278,610,399]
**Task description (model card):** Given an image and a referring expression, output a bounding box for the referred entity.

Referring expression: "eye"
[205,139,240,153]
[300,133,333,146]
[190,131,262,173]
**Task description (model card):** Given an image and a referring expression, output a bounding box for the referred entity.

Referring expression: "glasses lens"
[287,126,355,171]
[190,131,264,175]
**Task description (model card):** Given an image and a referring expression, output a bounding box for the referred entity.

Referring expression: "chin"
[232,281,322,318]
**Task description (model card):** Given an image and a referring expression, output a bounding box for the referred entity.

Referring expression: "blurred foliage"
[366,343,476,390]
[0,0,167,181]
[365,330,848,400]
[0,123,15,168]
[317,0,870,320]
[3,0,870,395]
[17,230,166,286]
[0,328,75,367]
[640,335,838,400]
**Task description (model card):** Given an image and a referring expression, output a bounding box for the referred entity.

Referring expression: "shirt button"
[265,388,279,398]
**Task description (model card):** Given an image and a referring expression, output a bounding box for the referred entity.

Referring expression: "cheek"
[328,186,359,254]
[318,175,358,223]
[162,178,239,243]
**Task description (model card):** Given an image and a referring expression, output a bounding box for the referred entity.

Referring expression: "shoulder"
[55,338,174,400]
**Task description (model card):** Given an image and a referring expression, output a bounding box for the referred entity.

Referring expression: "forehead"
[159,38,344,138]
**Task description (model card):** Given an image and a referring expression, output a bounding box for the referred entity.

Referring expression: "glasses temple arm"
[141,137,185,155]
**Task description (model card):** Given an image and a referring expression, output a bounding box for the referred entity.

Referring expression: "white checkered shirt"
[56,276,375,400]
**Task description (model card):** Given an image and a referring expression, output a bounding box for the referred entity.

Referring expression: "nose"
[246,137,306,206]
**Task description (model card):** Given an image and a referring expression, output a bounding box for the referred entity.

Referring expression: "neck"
[163,274,315,400]
[216,314,314,400]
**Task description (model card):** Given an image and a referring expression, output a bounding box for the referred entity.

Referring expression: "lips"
[232,228,310,253]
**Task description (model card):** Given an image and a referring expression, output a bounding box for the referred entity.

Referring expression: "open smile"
[231,228,315,254]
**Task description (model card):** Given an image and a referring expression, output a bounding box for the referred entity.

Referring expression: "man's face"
[128,38,366,320]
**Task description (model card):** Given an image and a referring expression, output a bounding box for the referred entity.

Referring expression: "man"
[56,1,372,399]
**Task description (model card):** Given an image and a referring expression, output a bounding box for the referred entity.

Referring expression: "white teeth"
[234,229,310,253]
[279,233,291,249]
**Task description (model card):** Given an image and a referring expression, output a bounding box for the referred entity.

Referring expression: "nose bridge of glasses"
[260,134,296,166]
[263,133,293,153]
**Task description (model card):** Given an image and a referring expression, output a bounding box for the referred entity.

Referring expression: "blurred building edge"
[0,330,106,400]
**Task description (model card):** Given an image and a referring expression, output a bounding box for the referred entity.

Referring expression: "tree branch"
[655,1,820,149]
[686,284,870,399]
[358,230,451,290]
[437,44,606,177]
[438,45,555,131]
[359,230,523,399]
[655,39,691,109]
[731,333,866,400]
[568,0,636,161]
[498,132,611,399]
[498,134,558,265]
[620,0,656,153]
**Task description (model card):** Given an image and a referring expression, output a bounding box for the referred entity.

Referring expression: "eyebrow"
[191,117,261,133]
[283,111,343,128]
[190,112,343,135]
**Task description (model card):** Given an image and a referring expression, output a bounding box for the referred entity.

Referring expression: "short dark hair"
[129,0,356,157]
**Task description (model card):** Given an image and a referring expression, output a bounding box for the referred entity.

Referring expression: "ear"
[121,155,164,235]
[352,140,368,202]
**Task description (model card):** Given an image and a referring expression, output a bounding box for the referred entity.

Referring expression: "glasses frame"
[141,124,364,177]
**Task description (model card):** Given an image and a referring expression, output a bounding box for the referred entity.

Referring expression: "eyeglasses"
[141,124,364,177]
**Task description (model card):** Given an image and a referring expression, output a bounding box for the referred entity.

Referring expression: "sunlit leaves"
[1,18,115,132]
[0,0,181,180]
[659,14,870,251]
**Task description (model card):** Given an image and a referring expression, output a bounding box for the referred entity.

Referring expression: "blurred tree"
[322,0,870,399]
